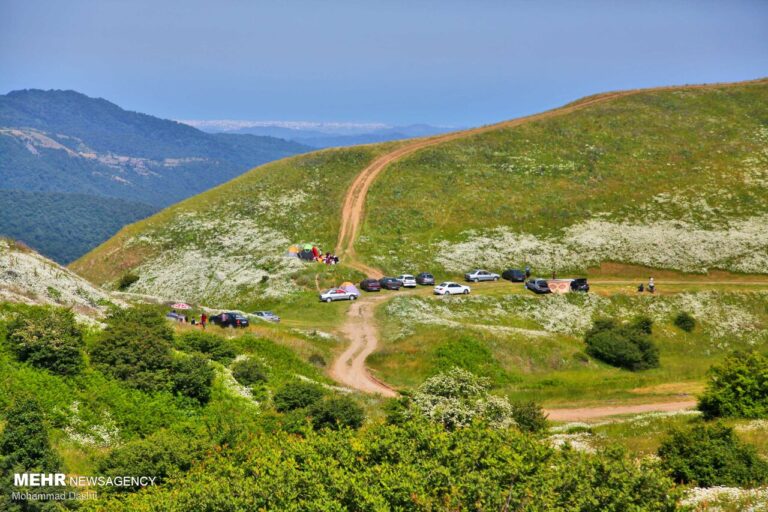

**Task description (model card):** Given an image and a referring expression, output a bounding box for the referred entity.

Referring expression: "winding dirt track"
[328,78,767,412]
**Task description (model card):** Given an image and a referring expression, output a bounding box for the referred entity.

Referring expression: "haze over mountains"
[0,89,310,263]
[182,119,455,148]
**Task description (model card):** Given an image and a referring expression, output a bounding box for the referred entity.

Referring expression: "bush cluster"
[272,380,364,432]
[698,350,768,419]
[658,422,768,487]
[673,311,696,332]
[584,317,659,371]
[6,306,84,375]
[176,331,237,363]
[231,358,268,387]
[117,272,140,291]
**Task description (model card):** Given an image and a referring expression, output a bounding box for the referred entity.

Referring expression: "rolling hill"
[0,89,310,262]
[73,79,768,306]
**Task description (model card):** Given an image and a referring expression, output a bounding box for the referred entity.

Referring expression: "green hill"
[73,80,768,306]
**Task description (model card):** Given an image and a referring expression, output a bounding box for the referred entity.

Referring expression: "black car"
[570,278,590,292]
[360,278,382,292]
[379,277,403,290]
[525,279,551,294]
[210,312,250,328]
[502,269,525,282]
[416,272,435,285]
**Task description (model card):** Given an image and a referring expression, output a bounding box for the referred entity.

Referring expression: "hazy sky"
[1,0,766,126]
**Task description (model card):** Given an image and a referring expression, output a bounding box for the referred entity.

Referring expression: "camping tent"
[341,283,359,295]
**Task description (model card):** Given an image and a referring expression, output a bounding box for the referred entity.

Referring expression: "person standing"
[648,277,655,293]
[201,313,207,329]
[525,265,531,279]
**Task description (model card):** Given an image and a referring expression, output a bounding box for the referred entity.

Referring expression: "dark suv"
[360,278,382,292]
[525,279,551,294]
[502,269,525,282]
[416,272,435,285]
[379,277,403,290]
[210,312,250,328]
[570,278,590,292]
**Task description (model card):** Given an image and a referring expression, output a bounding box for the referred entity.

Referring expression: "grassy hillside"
[74,80,768,308]
[358,82,768,276]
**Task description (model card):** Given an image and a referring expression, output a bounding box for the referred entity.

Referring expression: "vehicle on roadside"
[570,278,590,292]
[464,269,500,282]
[525,279,552,294]
[210,312,250,328]
[396,274,417,287]
[319,288,359,303]
[502,269,526,282]
[251,310,280,323]
[379,277,403,290]
[434,282,471,295]
[416,272,435,285]
[360,278,382,292]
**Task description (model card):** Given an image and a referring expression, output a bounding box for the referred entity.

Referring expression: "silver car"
[464,269,500,282]
[396,274,417,287]
[319,288,359,303]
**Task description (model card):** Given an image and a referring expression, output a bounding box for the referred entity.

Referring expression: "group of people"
[638,277,656,293]
[323,252,340,265]
[168,311,208,328]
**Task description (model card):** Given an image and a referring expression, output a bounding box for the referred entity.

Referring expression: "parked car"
[360,278,382,292]
[570,278,590,292]
[502,269,526,282]
[525,279,552,294]
[251,311,280,323]
[434,282,471,295]
[319,288,359,303]
[464,269,500,282]
[210,312,250,328]
[396,274,417,287]
[416,272,435,285]
[379,277,403,290]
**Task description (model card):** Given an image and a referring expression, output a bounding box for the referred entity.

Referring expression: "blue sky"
[1,0,766,126]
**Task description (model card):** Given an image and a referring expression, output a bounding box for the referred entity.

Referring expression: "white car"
[464,269,500,282]
[319,288,359,303]
[396,274,417,287]
[434,282,471,295]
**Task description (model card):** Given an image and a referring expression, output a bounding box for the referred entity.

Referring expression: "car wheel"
[473,278,478,283]
[350,295,356,301]
[325,298,332,303]
[493,277,499,281]
[463,289,469,294]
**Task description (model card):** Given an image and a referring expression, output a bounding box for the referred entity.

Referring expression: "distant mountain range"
[181,120,456,148]
[0,89,311,262]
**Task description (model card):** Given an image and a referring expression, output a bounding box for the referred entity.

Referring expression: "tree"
[273,380,325,412]
[7,306,84,375]
[584,316,659,371]
[698,350,768,419]
[658,422,768,487]
[90,305,173,392]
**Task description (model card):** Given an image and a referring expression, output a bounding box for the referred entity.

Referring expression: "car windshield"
[438,282,448,287]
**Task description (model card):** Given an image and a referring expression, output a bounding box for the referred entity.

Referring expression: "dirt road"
[329,295,397,397]
[545,400,698,422]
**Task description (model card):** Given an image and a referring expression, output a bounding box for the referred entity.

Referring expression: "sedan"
[360,278,382,292]
[210,312,250,328]
[379,277,403,290]
[416,272,435,285]
[319,288,359,303]
[502,269,526,282]
[251,310,280,323]
[396,274,417,287]
[434,282,471,295]
[525,279,552,294]
[464,269,500,282]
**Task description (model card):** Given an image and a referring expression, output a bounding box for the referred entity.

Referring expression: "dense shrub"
[117,272,140,290]
[176,331,237,363]
[309,396,365,430]
[698,350,768,419]
[85,419,679,511]
[171,355,214,404]
[658,422,768,487]
[510,401,549,433]
[273,380,325,412]
[6,306,84,375]
[90,306,174,392]
[98,431,206,492]
[231,357,268,387]
[673,311,696,332]
[584,317,659,371]
[0,397,62,511]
